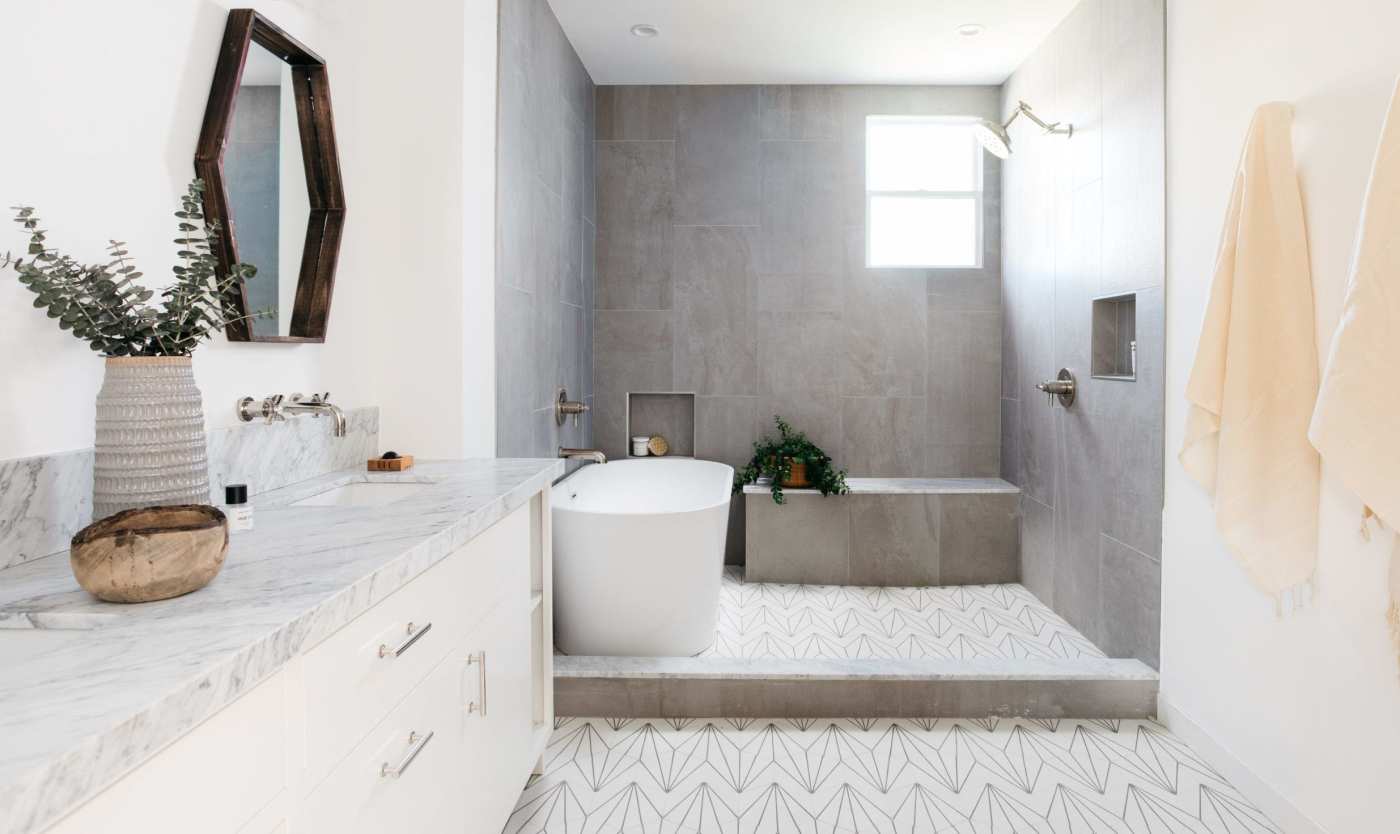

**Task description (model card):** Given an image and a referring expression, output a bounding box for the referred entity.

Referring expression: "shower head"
[975,101,1073,159]
[974,119,1013,159]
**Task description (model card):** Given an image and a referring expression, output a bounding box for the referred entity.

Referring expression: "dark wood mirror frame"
[195,9,345,343]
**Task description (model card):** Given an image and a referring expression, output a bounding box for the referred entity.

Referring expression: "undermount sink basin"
[292,482,430,508]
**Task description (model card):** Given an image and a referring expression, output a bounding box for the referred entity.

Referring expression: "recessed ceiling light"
[957,23,986,37]
[630,23,659,38]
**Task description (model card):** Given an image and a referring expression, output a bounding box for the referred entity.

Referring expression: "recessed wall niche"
[1091,293,1138,380]
[626,393,696,457]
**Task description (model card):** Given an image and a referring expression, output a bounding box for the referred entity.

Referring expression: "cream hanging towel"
[1180,102,1320,599]
[1308,77,1400,658]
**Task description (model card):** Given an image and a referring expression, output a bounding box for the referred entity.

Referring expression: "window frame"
[863,115,984,270]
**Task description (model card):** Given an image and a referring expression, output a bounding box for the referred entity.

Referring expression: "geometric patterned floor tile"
[698,569,1106,662]
[507,717,1279,834]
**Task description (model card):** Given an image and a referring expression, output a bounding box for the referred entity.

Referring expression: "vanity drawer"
[299,504,530,790]
[298,652,466,834]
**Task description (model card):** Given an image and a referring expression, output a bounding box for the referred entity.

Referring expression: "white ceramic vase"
[93,356,210,520]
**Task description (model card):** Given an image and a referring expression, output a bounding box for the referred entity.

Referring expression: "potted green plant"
[3,180,266,518]
[734,416,849,505]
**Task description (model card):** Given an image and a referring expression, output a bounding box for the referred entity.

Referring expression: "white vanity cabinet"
[41,491,553,834]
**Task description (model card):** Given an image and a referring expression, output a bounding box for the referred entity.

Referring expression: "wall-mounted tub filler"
[560,447,608,464]
[1036,368,1077,408]
[237,392,347,437]
[974,100,1074,159]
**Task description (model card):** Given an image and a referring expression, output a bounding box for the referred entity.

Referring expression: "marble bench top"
[742,476,1021,495]
[0,458,564,834]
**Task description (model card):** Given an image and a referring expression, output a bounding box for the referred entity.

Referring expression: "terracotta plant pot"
[781,460,810,488]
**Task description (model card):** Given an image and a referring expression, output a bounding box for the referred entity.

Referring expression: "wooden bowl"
[71,505,229,603]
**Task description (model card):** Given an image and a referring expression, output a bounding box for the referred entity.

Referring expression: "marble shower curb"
[555,655,1159,719]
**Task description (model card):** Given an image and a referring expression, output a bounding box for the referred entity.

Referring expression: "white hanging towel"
[1180,102,1321,600]
[1308,77,1400,658]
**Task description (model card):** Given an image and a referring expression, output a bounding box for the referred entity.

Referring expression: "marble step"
[554,655,1159,719]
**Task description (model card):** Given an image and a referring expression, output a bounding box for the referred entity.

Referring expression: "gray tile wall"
[1000,0,1165,667]
[495,0,596,458]
[593,85,1005,560]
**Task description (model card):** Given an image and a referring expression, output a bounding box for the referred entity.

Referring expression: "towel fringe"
[1274,581,1314,618]
[1390,601,1400,677]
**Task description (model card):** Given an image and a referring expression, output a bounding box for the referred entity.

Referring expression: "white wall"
[1163,1,1400,831]
[0,0,496,462]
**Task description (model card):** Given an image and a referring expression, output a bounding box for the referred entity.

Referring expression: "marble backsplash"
[0,407,378,571]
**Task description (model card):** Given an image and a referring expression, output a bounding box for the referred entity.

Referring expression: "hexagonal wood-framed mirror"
[195,9,344,342]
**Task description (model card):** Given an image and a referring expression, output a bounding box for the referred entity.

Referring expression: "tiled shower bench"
[743,477,1021,586]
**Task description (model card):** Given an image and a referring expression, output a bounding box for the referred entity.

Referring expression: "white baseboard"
[1157,695,1327,834]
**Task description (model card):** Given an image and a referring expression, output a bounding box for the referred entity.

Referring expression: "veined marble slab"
[205,405,379,500]
[0,450,93,572]
[554,655,1159,681]
[0,407,378,572]
[0,458,563,834]
[742,476,1021,495]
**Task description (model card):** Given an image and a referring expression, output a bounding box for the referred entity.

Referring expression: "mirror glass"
[223,41,308,338]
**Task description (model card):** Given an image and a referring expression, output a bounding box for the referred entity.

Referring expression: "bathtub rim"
[553,458,735,518]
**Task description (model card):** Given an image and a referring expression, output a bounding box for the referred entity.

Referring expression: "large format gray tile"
[596,141,674,309]
[559,302,586,405]
[694,396,763,469]
[938,493,1020,585]
[1099,533,1161,668]
[759,85,840,141]
[758,140,842,275]
[927,308,1001,454]
[595,85,676,140]
[1020,495,1056,607]
[847,494,940,585]
[745,493,849,584]
[1100,0,1165,295]
[756,311,843,459]
[927,269,1000,312]
[496,285,536,456]
[840,233,928,398]
[1097,286,1165,560]
[672,226,758,395]
[925,443,1000,478]
[1051,407,1108,645]
[839,397,925,477]
[674,86,760,226]
[593,310,674,458]
[755,271,843,313]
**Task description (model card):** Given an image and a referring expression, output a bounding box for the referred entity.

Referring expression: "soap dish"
[368,454,414,472]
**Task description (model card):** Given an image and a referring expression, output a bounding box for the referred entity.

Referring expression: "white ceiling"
[547,0,1080,86]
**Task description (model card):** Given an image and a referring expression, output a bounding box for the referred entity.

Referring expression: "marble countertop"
[741,476,1021,495]
[0,458,564,834]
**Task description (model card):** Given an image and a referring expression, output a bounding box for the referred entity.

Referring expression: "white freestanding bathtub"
[552,458,733,656]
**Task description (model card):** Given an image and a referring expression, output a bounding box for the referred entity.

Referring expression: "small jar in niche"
[631,436,650,457]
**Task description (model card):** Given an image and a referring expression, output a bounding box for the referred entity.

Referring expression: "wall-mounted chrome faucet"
[1035,369,1077,408]
[237,393,347,437]
[559,447,607,464]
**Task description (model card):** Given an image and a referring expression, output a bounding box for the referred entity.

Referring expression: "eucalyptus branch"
[5,180,267,356]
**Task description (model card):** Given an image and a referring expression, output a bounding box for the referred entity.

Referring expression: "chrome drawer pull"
[379,621,432,658]
[466,652,487,716]
[380,730,434,779]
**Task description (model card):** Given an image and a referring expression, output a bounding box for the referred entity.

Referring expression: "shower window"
[865,116,982,268]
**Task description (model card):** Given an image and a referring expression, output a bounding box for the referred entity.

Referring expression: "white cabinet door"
[44,672,286,834]
[460,598,536,833]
